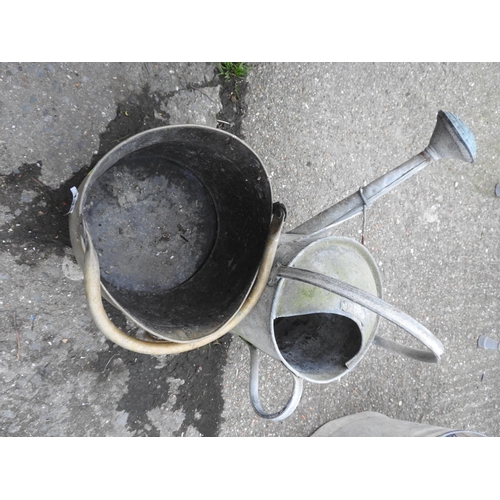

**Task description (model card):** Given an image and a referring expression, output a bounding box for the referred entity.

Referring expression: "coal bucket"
[69,125,281,353]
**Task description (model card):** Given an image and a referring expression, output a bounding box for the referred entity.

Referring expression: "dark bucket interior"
[274,313,363,382]
[83,126,272,341]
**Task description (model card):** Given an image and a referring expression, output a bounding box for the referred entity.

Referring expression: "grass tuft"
[217,62,249,81]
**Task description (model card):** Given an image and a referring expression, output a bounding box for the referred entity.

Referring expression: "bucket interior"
[273,312,363,382]
[82,126,272,341]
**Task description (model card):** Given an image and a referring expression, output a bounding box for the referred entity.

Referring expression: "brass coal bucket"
[70,125,283,354]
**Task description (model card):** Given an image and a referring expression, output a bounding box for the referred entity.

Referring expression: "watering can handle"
[276,266,444,363]
[245,341,304,422]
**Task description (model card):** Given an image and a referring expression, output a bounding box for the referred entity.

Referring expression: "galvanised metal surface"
[70,109,476,421]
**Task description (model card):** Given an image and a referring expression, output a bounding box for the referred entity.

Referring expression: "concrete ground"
[1,62,498,437]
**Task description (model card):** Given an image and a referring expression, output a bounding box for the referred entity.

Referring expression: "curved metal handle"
[276,266,444,363]
[81,206,285,355]
[246,341,304,422]
[84,240,210,355]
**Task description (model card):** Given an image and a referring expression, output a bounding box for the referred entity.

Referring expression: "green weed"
[217,62,249,81]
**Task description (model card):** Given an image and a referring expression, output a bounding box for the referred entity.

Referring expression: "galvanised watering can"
[232,110,477,420]
[69,111,476,421]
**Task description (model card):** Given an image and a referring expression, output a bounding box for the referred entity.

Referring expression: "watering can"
[69,110,476,421]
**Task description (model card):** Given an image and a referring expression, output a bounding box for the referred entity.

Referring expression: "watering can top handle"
[81,205,286,355]
[275,266,444,363]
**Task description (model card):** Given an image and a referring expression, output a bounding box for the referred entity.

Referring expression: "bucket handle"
[81,205,286,355]
[245,340,304,422]
[276,266,444,363]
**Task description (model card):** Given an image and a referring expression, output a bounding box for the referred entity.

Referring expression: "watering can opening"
[70,125,274,342]
[274,312,363,382]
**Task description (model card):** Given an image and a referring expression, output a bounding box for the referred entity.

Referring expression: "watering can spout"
[290,110,477,236]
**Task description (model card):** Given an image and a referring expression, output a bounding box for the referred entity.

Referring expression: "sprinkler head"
[428,110,476,163]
